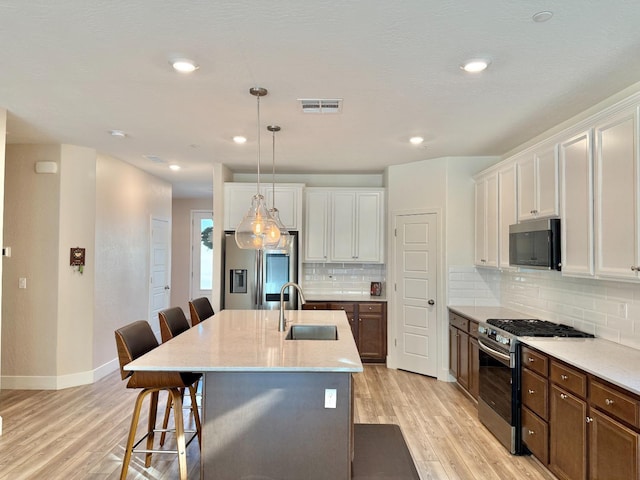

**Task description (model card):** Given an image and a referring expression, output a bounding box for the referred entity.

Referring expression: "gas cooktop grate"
[486,318,595,338]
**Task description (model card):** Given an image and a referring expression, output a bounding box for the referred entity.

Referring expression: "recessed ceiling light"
[461,59,490,73]
[409,136,424,145]
[532,11,553,23]
[233,136,247,144]
[109,129,127,137]
[169,164,181,171]
[170,58,199,73]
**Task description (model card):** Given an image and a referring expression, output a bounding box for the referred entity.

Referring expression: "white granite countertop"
[125,309,363,373]
[449,305,640,396]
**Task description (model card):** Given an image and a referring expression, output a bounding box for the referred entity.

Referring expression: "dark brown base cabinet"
[521,345,640,480]
[448,311,479,400]
[303,301,387,362]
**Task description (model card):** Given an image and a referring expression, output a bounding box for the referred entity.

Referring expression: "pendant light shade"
[267,124,292,250]
[235,87,281,250]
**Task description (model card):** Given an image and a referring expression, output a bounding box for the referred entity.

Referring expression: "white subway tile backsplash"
[448,266,640,350]
[301,263,386,296]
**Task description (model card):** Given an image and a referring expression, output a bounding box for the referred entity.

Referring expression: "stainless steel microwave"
[509,218,561,270]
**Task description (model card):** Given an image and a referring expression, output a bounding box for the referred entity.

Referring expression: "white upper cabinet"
[304,188,385,264]
[474,172,498,267]
[560,130,594,277]
[517,144,559,221]
[224,183,304,231]
[594,107,640,279]
[498,164,517,269]
[304,189,330,262]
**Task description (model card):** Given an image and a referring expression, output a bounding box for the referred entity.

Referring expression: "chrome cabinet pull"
[528,389,536,395]
[560,374,568,381]
[560,393,568,400]
[586,417,593,423]
[605,398,614,406]
[528,357,535,363]
[528,430,535,435]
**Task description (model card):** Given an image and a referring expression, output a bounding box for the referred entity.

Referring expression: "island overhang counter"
[125,309,363,480]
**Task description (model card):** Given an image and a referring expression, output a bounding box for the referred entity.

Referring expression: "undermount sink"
[285,324,338,340]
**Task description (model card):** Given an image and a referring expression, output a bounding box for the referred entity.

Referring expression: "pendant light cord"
[271,128,276,208]
[256,94,261,194]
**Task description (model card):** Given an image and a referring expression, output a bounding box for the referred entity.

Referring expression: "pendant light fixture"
[235,87,281,250]
[267,125,292,250]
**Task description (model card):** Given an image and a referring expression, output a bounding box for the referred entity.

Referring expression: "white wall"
[93,153,171,376]
[0,109,6,396]
[386,155,498,379]
[2,145,62,385]
[171,197,213,315]
[212,163,232,313]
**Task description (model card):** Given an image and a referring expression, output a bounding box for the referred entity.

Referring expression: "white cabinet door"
[474,173,498,268]
[595,107,639,279]
[517,144,559,221]
[498,164,517,269]
[225,183,303,231]
[264,185,303,230]
[224,184,260,231]
[517,154,537,221]
[474,179,486,266]
[536,145,560,218]
[331,191,357,262]
[355,191,384,263]
[304,189,330,262]
[560,130,594,277]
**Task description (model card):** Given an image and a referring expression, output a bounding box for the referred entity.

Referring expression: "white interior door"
[394,213,438,377]
[149,217,170,337]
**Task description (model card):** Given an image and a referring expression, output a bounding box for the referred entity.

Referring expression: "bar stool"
[158,307,202,447]
[115,320,201,480]
[188,297,215,326]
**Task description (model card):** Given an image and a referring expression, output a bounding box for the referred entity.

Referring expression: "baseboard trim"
[1,358,119,390]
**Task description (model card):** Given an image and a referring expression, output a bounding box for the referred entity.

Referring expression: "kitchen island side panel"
[202,371,353,480]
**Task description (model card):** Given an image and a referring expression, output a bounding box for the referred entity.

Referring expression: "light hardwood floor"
[0,365,556,479]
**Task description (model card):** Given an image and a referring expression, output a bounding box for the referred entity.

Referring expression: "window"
[191,211,213,298]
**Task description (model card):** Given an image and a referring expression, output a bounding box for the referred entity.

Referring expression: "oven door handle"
[477,339,512,364]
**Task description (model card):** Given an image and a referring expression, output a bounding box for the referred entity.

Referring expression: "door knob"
[164,285,170,290]
[428,300,435,305]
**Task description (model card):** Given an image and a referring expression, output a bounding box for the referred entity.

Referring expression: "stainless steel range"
[476,318,594,454]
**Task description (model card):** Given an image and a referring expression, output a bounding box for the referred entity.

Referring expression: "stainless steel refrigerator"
[223,231,298,310]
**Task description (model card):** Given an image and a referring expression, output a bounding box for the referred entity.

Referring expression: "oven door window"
[479,349,514,424]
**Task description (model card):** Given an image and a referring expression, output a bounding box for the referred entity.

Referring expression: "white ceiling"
[2,1,640,197]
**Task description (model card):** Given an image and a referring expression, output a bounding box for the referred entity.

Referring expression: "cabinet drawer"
[550,361,587,398]
[302,302,327,310]
[468,321,479,339]
[522,346,549,377]
[590,380,639,428]
[523,368,549,420]
[449,312,469,331]
[522,407,549,465]
[328,302,356,314]
[359,303,383,314]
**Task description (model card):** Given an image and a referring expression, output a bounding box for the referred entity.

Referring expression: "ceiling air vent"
[143,154,165,164]
[298,98,343,114]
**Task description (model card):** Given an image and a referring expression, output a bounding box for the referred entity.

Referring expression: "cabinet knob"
[605,398,614,406]
[528,430,535,436]
[586,417,593,423]
[528,357,535,363]
[528,389,535,395]
[560,374,568,381]
[560,393,568,400]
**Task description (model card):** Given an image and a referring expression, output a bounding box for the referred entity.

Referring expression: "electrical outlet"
[324,389,337,409]
[618,302,628,319]
[19,278,26,289]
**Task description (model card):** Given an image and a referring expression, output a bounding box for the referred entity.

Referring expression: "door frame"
[387,208,447,381]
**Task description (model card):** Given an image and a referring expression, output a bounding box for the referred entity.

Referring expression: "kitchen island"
[125,309,363,480]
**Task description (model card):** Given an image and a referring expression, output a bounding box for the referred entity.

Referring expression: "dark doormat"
[352,424,420,479]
